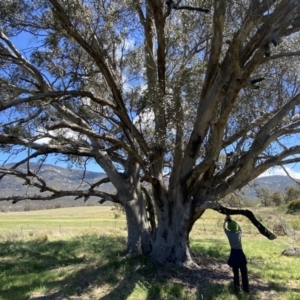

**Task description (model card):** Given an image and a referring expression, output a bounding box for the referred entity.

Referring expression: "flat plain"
[0,206,299,299]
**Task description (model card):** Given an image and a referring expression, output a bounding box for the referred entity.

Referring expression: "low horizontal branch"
[197,201,277,240]
[0,189,117,204]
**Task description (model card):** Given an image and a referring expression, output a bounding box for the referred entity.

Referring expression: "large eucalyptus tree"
[1,0,300,266]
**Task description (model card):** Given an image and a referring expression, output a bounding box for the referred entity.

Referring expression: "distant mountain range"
[0,163,113,211]
[242,175,298,199]
[0,163,297,211]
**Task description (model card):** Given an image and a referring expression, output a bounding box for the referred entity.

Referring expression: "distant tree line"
[0,198,110,213]
[256,185,300,208]
[222,185,300,212]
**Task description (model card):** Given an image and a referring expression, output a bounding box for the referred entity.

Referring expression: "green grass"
[0,206,126,233]
[190,236,300,299]
[0,206,299,299]
[0,233,129,300]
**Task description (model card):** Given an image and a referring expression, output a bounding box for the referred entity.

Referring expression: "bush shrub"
[222,193,242,208]
[287,199,300,213]
[54,202,63,209]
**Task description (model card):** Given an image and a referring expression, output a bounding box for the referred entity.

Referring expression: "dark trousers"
[232,265,249,293]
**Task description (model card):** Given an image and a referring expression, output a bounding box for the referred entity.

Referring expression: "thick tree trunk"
[124,197,151,254]
[150,202,197,268]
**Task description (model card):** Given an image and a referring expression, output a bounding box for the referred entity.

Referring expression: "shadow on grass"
[191,238,229,259]
[0,235,128,300]
[1,235,300,300]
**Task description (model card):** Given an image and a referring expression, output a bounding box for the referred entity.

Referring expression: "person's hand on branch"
[225,215,232,222]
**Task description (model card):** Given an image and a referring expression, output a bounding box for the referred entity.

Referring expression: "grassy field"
[0,206,299,299]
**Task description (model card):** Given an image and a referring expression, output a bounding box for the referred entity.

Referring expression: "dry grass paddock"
[0,206,299,299]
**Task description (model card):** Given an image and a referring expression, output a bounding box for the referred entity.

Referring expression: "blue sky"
[259,165,300,179]
[0,32,104,172]
[0,150,103,172]
[2,21,300,177]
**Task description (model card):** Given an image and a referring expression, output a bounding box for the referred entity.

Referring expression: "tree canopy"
[1,0,300,266]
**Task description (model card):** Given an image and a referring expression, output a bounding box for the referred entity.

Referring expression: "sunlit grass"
[0,231,128,300]
[0,206,299,299]
[0,206,127,236]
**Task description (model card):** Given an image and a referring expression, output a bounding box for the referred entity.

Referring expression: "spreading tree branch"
[198,201,277,240]
[166,1,209,13]
[280,165,300,185]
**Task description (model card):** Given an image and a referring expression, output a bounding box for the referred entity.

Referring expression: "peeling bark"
[151,219,196,267]
[150,198,197,267]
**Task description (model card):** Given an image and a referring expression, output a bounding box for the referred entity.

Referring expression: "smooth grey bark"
[149,189,196,267]
[151,223,194,267]
[124,196,151,254]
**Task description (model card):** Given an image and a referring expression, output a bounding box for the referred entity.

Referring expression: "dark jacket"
[224,220,247,267]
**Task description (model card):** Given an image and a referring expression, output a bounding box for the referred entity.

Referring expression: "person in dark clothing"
[223,215,249,293]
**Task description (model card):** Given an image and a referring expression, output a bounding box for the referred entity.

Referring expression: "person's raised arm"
[223,215,231,232]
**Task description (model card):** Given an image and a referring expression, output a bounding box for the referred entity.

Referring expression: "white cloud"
[34,126,87,145]
[259,167,300,179]
[81,97,91,106]
[35,137,51,144]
